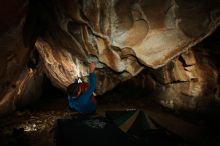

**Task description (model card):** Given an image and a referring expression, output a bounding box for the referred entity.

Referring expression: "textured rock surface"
[151,48,219,111]
[33,0,220,93]
[0,0,44,116]
[0,0,220,116]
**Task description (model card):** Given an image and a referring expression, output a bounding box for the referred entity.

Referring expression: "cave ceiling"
[0,0,220,115]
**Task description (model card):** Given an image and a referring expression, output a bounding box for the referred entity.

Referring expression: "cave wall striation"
[0,0,220,115]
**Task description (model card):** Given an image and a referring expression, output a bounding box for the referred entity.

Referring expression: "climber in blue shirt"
[67,62,96,114]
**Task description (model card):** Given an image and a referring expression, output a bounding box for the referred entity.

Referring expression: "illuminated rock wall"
[0,0,220,115]
[151,48,219,110]
[33,0,220,94]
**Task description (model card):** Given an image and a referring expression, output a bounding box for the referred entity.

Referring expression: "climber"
[66,62,96,114]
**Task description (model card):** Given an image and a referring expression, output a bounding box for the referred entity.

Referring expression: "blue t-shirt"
[67,73,96,114]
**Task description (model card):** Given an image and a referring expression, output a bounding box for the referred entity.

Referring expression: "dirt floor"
[0,85,220,146]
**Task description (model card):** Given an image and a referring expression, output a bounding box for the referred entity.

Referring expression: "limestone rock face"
[151,48,219,111]
[33,0,220,94]
[0,0,220,116]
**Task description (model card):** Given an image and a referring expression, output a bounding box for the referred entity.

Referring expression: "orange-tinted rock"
[0,0,220,116]
[151,48,219,111]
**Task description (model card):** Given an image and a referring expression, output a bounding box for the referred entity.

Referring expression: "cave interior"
[0,0,220,146]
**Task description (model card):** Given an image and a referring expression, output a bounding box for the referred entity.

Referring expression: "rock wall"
[0,0,44,116]
[0,0,220,115]
[31,0,220,94]
[151,48,219,111]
